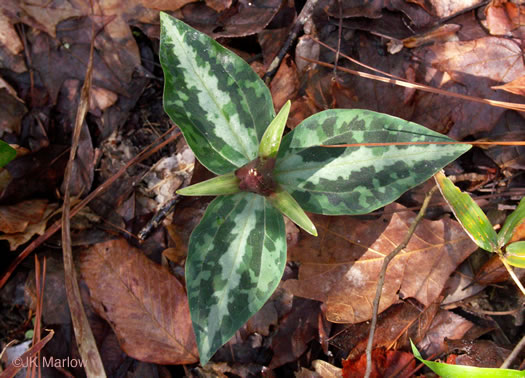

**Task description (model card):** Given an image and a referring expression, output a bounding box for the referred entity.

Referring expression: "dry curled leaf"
[492,75,525,97]
[0,199,58,250]
[284,203,477,323]
[80,239,199,364]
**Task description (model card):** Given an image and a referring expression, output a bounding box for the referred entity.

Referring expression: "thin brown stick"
[364,186,438,378]
[60,16,106,377]
[500,334,525,369]
[321,141,525,147]
[263,0,320,84]
[0,127,179,290]
[1,330,54,378]
[333,0,343,76]
[297,55,525,112]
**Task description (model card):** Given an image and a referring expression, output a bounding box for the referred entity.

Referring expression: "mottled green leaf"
[504,241,525,268]
[160,13,275,174]
[177,172,240,196]
[498,197,525,247]
[435,171,497,252]
[274,109,471,215]
[258,100,290,159]
[0,140,15,168]
[186,193,286,364]
[411,340,525,378]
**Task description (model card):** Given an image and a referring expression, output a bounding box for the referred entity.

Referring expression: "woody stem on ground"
[364,186,438,378]
[263,0,319,84]
[500,333,525,369]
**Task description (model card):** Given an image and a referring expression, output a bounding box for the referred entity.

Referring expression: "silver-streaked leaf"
[160,13,275,174]
[274,109,471,215]
[186,192,286,365]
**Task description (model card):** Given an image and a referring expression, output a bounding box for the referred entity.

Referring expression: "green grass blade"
[274,109,470,215]
[411,340,525,378]
[160,13,275,174]
[498,197,525,247]
[435,171,498,252]
[186,193,286,364]
[504,241,525,268]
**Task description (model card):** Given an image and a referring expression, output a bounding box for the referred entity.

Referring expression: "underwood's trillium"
[159,12,470,364]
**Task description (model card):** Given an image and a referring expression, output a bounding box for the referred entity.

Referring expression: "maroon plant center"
[235,157,277,196]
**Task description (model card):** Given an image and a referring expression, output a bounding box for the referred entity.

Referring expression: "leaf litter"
[1,0,525,376]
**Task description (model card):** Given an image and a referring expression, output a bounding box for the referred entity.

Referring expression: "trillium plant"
[159,12,470,364]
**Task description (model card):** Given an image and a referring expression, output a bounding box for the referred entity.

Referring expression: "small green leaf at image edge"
[411,340,525,377]
[0,140,16,168]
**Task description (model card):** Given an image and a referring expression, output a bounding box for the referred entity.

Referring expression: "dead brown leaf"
[492,75,525,97]
[342,348,415,378]
[330,302,439,360]
[284,203,477,323]
[178,0,282,38]
[80,239,199,364]
[412,36,525,139]
[447,339,511,368]
[427,0,479,18]
[0,199,58,250]
[140,0,196,11]
[270,55,299,111]
[0,88,26,135]
[418,309,473,356]
[205,0,233,13]
[268,297,320,369]
[486,2,525,37]
[0,199,49,234]
[325,0,384,19]
[0,11,23,56]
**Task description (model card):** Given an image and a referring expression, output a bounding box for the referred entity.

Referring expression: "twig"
[60,15,106,377]
[0,330,54,378]
[364,186,438,378]
[333,0,342,77]
[138,194,182,240]
[0,127,179,290]
[297,53,525,112]
[500,333,525,369]
[263,0,319,84]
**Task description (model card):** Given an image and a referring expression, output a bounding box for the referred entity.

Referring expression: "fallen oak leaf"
[80,239,199,364]
[492,75,525,97]
[284,203,477,323]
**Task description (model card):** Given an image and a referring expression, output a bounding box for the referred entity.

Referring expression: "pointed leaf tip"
[267,186,317,236]
[160,13,275,174]
[498,197,525,247]
[434,171,497,252]
[186,193,286,364]
[258,100,291,159]
[177,172,240,196]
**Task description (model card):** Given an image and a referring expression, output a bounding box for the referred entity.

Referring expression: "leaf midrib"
[170,26,252,161]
